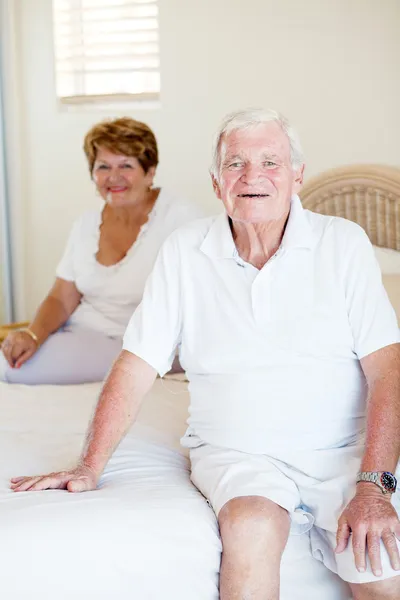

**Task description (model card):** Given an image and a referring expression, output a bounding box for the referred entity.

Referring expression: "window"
[52,0,160,104]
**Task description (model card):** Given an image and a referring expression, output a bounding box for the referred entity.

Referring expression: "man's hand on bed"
[335,485,400,577]
[10,465,98,493]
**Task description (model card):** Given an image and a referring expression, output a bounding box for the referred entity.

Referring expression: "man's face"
[213,122,304,224]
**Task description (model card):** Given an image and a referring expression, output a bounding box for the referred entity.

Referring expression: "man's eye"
[264,161,276,167]
[229,162,243,168]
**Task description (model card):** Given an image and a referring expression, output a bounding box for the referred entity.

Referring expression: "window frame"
[51,0,161,109]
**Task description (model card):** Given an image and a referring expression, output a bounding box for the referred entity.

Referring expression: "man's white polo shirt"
[123,195,399,455]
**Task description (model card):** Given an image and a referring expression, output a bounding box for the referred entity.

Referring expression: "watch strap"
[357,472,378,485]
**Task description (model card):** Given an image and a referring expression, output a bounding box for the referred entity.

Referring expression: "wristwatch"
[356,471,397,495]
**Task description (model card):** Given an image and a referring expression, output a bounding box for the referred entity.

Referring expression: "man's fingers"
[11,476,42,492]
[382,529,400,572]
[335,521,351,553]
[352,529,367,573]
[10,469,97,494]
[366,531,382,577]
[394,523,400,541]
[28,476,69,491]
[11,473,68,492]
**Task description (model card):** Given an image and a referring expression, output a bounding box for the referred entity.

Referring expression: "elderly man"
[11,109,400,600]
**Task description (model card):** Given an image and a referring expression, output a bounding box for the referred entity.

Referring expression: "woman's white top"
[56,189,204,338]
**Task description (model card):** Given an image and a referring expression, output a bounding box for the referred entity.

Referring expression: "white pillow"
[374,246,400,274]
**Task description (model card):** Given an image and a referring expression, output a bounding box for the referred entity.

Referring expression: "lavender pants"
[0,326,122,385]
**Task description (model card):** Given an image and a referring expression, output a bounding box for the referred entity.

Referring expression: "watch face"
[380,472,397,493]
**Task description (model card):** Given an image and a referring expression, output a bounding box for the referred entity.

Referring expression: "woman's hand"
[10,465,99,493]
[1,278,83,370]
[1,330,39,368]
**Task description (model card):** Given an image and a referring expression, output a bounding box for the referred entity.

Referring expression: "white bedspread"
[0,378,351,599]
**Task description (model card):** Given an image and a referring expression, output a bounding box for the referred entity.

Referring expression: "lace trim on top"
[91,189,162,270]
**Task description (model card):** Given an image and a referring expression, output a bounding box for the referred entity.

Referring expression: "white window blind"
[52,0,160,103]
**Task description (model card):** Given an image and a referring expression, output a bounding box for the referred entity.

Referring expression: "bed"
[0,376,350,600]
[1,163,400,600]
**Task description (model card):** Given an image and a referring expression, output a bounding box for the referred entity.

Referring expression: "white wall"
[7,0,400,317]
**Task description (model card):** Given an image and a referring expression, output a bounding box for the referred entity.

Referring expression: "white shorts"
[189,439,400,585]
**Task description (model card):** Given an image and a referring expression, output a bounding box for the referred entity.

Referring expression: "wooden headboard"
[300,164,400,250]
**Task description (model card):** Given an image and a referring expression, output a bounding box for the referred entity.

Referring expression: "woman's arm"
[28,277,82,345]
[1,278,82,368]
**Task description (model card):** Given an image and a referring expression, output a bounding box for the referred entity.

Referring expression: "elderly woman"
[0,117,202,384]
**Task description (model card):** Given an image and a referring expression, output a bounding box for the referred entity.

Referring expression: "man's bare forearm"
[361,346,400,473]
[79,351,157,476]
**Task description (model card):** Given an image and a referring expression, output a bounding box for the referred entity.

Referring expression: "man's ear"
[293,164,305,194]
[211,174,222,200]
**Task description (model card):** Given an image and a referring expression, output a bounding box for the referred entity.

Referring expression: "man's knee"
[351,575,400,600]
[218,495,290,557]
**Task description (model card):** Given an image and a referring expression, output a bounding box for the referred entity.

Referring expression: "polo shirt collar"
[200,210,236,259]
[200,194,315,260]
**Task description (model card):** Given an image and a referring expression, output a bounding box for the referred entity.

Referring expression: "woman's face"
[92,147,155,207]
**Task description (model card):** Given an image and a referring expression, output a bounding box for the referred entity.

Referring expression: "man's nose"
[242,164,264,183]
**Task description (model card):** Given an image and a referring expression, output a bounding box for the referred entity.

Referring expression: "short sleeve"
[55,218,81,282]
[122,233,182,376]
[342,224,400,359]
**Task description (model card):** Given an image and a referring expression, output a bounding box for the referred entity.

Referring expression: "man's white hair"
[210,108,304,180]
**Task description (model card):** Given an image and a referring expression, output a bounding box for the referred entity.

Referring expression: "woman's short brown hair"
[83,117,159,174]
